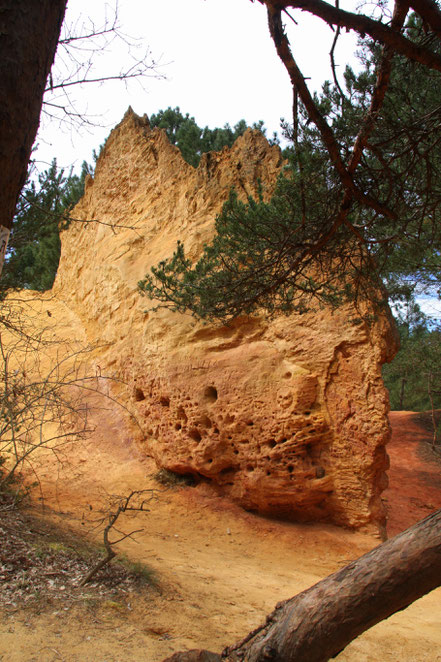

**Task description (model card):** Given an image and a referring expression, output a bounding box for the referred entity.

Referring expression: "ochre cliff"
[52,108,397,533]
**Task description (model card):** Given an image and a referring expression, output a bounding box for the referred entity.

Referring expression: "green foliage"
[153,467,195,487]
[357,22,441,303]
[140,17,441,323]
[383,301,441,411]
[294,20,441,306]
[139,173,357,321]
[149,106,270,167]
[2,159,92,292]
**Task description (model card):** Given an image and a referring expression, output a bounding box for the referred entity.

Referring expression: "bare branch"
[409,0,441,38]
[79,489,159,586]
[262,0,441,72]
[42,1,165,130]
[347,0,409,176]
[329,1,347,102]
[18,193,143,233]
[266,5,398,245]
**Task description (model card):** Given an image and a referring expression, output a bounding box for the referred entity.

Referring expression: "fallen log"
[164,508,441,662]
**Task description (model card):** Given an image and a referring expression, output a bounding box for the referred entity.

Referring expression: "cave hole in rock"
[177,406,188,423]
[220,466,234,475]
[175,423,182,431]
[280,438,288,444]
[266,470,271,476]
[198,414,212,428]
[233,449,239,455]
[134,387,145,401]
[247,465,255,472]
[160,396,170,407]
[203,386,218,403]
[246,420,254,427]
[288,465,294,473]
[207,458,213,464]
[213,427,220,434]
[189,428,202,442]
[267,439,277,449]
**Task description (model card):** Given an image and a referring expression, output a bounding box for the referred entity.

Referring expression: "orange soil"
[1,410,441,662]
[384,411,441,537]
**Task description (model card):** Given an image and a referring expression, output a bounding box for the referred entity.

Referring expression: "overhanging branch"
[262,0,441,72]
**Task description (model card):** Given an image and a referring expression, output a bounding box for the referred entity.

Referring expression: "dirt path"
[384,411,441,537]
[2,410,441,661]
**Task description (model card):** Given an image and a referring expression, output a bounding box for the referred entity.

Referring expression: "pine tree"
[1,159,91,292]
[382,301,441,411]
[139,16,441,323]
[149,107,271,167]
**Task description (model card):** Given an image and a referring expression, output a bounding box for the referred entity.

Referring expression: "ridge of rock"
[53,109,397,533]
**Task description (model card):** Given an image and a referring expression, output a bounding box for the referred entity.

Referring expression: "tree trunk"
[427,371,439,448]
[164,508,441,662]
[399,376,406,409]
[0,0,67,269]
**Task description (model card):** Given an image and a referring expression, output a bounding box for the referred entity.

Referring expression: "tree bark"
[164,508,441,662]
[0,0,67,262]
[263,0,441,73]
[399,376,407,409]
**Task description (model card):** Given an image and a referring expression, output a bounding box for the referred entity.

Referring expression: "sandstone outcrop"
[52,108,397,532]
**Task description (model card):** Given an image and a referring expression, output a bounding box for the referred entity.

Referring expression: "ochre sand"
[1,411,441,662]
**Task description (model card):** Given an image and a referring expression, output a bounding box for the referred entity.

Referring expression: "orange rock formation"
[53,108,397,533]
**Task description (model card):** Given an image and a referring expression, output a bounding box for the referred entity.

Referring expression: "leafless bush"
[80,488,160,586]
[0,298,138,501]
[42,1,165,131]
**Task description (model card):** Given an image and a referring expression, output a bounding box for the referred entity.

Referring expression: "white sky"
[35,0,361,172]
[33,0,441,320]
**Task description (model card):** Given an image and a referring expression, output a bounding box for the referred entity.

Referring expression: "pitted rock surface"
[52,108,397,532]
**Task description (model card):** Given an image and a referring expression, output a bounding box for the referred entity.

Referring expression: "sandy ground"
[1,409,441,662]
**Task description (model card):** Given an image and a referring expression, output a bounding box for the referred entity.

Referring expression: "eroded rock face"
[53,108,397,532]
